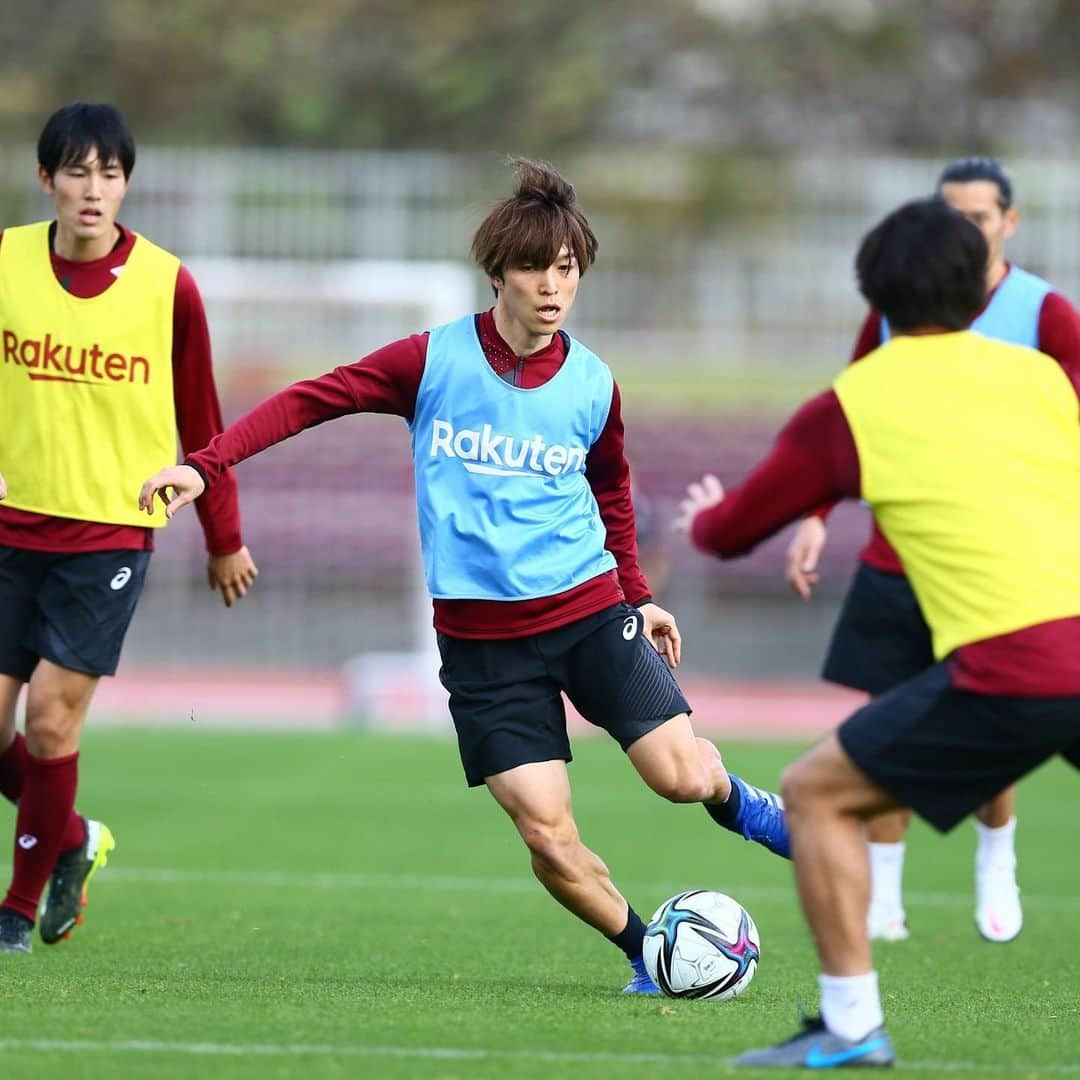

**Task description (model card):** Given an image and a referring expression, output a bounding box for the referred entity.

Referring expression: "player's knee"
[24,697,82,756]
[780,759,820,817]
[652,761,714,804]
[518,815,581,870]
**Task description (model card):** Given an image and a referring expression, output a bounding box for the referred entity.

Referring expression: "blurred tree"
[0,0,1077,154]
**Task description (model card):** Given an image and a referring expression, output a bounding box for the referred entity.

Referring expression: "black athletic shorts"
[822,563,934,695]
[0,545,151,680]
[838,662,1080,833]
[437,601,692,787]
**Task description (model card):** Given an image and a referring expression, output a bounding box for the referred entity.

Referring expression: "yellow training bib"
[0,221,178,527]
[835,331,1080,657]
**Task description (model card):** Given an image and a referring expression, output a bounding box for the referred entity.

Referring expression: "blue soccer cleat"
[621,953,661,995]
[725,774,791,859]
[732,1016,895,1068]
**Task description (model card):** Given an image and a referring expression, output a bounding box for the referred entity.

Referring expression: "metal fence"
[4,147,1078,678]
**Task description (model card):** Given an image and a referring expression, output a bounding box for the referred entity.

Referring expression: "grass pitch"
[1,730,1077,1078]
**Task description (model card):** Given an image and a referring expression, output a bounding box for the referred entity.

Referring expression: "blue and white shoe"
[727,774,791,859]
[621,954,661,995]
[732,1016,895,1068]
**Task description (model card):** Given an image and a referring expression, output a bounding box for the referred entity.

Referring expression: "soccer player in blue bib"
[784,157,1080,944]
[138,158,790,993]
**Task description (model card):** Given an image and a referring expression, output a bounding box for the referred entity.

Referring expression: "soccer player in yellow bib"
[786,158,1080,945]
[0,102,258,954]
[680,197,1080,1068]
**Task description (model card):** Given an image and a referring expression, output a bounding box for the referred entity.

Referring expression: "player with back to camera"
[139,158,791,994]
[783,157,1080,944]
[0,102,258,955]
[680,196,1080,1068]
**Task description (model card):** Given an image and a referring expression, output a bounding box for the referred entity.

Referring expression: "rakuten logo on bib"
[430,419,587,478]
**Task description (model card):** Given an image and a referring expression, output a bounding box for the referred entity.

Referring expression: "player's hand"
[638,601,682,669]
[785,516,827,600]
[674,473,724,533]
[139,464,206,519]
[207,546,259,608]
[0,470,6,500]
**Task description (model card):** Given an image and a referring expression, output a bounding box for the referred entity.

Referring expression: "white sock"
[819,971,884,1042]
[975,816,1017,873]
[868,842,905,911]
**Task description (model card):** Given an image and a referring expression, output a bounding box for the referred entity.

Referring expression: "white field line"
[11,865,1074,911]
[0,1038,1077,1073]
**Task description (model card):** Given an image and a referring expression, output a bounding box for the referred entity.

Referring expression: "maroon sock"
[0,731,29,804]
[0,733,86,853]
[2,751,80,923]
[60,809,87,853]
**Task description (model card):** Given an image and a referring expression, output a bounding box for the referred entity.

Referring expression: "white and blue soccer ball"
[643,890,760,1000]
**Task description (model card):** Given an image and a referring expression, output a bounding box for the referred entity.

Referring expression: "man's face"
[39,153,129,246]
[494,245,580,340]
[939,179,1017,271]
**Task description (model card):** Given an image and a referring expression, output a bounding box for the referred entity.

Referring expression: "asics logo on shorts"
[110,567,132,591]
[622,616,639,641]
[17,834,37,850]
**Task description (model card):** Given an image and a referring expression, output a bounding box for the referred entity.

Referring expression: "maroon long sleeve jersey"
[0,225,244,556]
[690,390,1080,697]
[187,308,651,639]
[831,273,1080,572]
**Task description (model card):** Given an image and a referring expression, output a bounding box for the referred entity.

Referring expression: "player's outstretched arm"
[785,516,827,600]
[0,470,5,500]
[139,464,206,520]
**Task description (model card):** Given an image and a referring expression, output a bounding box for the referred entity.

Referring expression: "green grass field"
[1,731,1077,1078]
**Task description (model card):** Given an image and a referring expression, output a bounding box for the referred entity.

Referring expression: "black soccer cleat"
[0,907,33,954]
[39,818,116,945]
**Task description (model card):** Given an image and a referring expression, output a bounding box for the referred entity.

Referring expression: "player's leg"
[0,674,25,793]
[0,546,44,809]
[484,759,661,994]
[2,659,99,940]
[485,760,629,933]
[438,625,659,992]
[866,809,912,941]
[822,563,934,941]
[734,664,1074,1068]
[0,548,51,953]
[972,782,1021,942]
[626,716,790,858]
[563,604,789,858]
[732,733,899,1069]
[3,550,144,948]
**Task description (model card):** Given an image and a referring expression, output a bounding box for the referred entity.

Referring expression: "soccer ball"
[643,890,760,1000]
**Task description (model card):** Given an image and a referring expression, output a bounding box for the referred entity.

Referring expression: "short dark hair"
[856,197,988,333]
[471,158,598,283]
[936,155,1013,210]
[37,102,136,180]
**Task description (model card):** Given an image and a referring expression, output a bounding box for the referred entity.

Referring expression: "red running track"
[85,667,865,739]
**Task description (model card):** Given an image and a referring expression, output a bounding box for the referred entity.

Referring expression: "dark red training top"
[188,309,650,639]
[691,390,1080,697]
